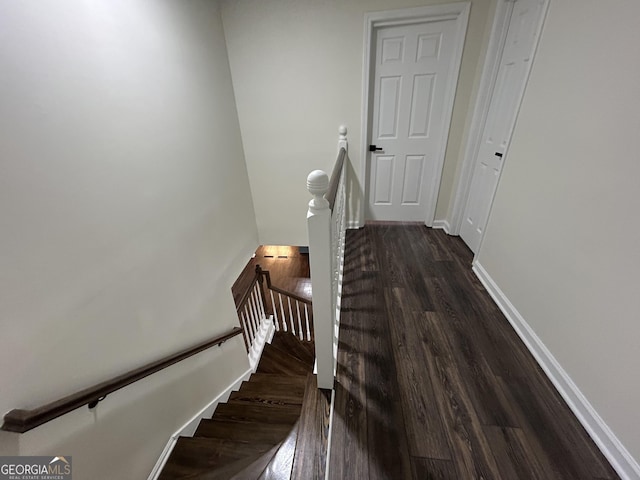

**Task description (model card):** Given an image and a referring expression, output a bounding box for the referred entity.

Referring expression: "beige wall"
[478,0,640,463]
[0,1,258,477]
[221,0,496,245]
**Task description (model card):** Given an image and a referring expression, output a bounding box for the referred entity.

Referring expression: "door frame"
[359,2,471,227]
[449,0,550,240]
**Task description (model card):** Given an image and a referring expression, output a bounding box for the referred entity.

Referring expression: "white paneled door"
[368,19,458,222]
[460,0,549,253]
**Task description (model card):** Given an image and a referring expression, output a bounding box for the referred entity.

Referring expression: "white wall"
[220,0,496,245]
[0,1,258,478]
[478,0,640,465]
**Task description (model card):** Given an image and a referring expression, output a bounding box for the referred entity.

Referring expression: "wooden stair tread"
[270,333,315,368]
[237,379,305,400]
[291,374,331,480]
[255,420,299,480]
[158,437,273,479]
[194,418,293,444]
[194,444,280,480]
[248,372,308,388]
[213,402,301,425]
[257,344,311,376]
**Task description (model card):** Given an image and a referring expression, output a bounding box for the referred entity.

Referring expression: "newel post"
[255,265,270,316]
[307,170,334,390]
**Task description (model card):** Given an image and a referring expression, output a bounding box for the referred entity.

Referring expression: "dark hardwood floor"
[329,224,619,480]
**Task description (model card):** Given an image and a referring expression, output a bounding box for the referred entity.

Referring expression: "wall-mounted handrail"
[2,327,243,434]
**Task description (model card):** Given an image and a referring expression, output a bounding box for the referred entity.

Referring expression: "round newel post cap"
[307,170,329,196]
[307,170,330,211]
[338,125,347,137]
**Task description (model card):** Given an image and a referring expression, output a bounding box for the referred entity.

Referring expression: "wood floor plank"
[290,375,331,480]
[496,374,619,479]
[410,457,458,479]
[361,286,413,479]
[329,355,369,480]
[484,425,559,480]
[386,288,451,459]
[420,312,504,480]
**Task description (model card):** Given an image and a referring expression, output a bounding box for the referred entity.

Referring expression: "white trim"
[360,2,470,227]
[324,388,337,480]
[473,261,640,480]
[147,367,253,480]
[347,220,362,230]
[248,316,275,372]
[432,219,452,235]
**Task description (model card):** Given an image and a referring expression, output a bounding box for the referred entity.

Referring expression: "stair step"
[270,333,315,367]
[255,420,299,480]
[257,344,311,376]
[291,374,332,480]
[194,418,292,444]
[213,402,301,425]
[233,380,305,405]
[205,444,280,480]
[248,372,307,389]
[158,436,273,479]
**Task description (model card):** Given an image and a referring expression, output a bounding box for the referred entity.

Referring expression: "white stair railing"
[258,265,314,342]
[235,267,274,371]
[307,126,348,390]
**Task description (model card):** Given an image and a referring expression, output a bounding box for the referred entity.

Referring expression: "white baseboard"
[432,219,452,235]
[347,220,362,230]
[472,261,640,480]
[147,367,252,480]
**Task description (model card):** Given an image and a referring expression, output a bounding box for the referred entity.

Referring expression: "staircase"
[158,332,330,480]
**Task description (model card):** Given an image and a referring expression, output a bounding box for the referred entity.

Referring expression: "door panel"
[402,155,425,204]
[372,155,395,205]
[377,76,401,138]
[461,0,548,252]
[368,19,458,222]
[409,74,435,138]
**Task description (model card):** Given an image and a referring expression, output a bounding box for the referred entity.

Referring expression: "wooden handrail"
[235,268,262,314]
[257,266,311,305]
[2,327,243,433]
[327,147,346,211]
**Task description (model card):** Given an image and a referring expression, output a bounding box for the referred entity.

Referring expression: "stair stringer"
[248,315,276,372]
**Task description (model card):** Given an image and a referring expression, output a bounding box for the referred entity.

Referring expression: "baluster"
[239,311,251,350]
[243,306,254,345]
[251,287,260,321]
[278,293,287,332]
[304,303,311,341]
[296,300,303,340]
[270,290,279,331]
[253,287,264,320]
[255,265,270,318]
[248,291,259,334]
[287,296,296,336]
[253,289,263,331]
[257,284,267,319]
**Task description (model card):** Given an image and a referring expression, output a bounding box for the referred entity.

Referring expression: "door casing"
[360,3,471,227]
